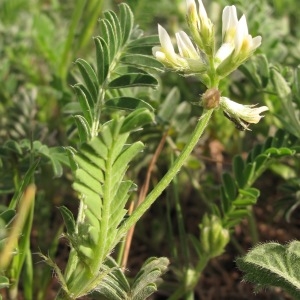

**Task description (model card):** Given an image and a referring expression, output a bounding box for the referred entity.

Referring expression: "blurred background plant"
[0,0,300,299]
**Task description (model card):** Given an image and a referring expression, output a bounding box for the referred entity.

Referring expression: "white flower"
[176,31,199,59]
[215,5,262,74]
[222,6,238,43]
[185,0,214,55]
[152,25,189,70]
[152,24,206,73]
[233,15,262,57]
[220,97,268,130]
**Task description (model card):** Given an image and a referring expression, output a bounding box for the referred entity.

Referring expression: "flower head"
[220,97,268,130]
[152,25,189,71]
[152,24,207,74]
[215,6,262,77]
[186,0,214,55]
[199,214,230,257]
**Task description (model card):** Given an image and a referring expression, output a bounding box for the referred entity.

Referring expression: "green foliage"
[220,129,298,228]
[72,2,162,143]
[96,256,169,300]
[55,109,154,297]
[236,241,300,299]
[270,67,300,138]
[1,0,300,299]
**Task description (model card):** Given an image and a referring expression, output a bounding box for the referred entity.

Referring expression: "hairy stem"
[116,109,214,242]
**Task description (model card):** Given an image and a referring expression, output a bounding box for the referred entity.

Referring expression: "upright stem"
[116,109,214,242]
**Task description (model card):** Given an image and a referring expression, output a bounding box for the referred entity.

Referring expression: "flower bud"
[199,214,230,258]
[186,0,214,56]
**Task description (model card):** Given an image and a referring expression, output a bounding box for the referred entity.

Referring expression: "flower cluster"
[152,0,268,130]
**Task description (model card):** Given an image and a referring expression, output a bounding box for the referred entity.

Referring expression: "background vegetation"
[0,0,300,299]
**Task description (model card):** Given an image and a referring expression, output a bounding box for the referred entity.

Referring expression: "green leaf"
[103,10,122,51]
[271,68,291,100]
[108,73,158,89]
[105,97,154,111]
[0,209,16,226]
[0,276,10,289]
[121,54,164,71]
[59,206,76,237]
[73,85,93,126]
[127,35,159,48]
[232,188,259,206]
[99,18,116,61]
[131,257,169,300]
[271,69,300,138]
[73,115,92,143]
[120,108,154,133]
[94,36,109,84]
[256,54,269,88]
[3,140,23,155]
[226,209,250,219]
[157,87,180,123]
[237,241,300,299]
[222,172,237,201]
[119,3,134,44]
[75,58,99,101]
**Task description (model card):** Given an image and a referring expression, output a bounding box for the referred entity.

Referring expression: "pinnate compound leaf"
[131,257,169,300]
[69,117,145,262]
[237,241,300,299]
[96,257,169,300]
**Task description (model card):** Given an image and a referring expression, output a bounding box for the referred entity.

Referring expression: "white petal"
[175,31,199,59]
[152,46,161,57]
[237,15,249,36]
[220,97,269,125]
[234,16,248,53]
[197,0,208,20]
[154,51,167,61]
[215,43,234,63]
[251,36,262,50]
[158,24,175,54]
[243,105,269,123]
[222,5,238,40]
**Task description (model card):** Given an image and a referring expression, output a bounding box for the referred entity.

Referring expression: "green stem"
[116,109,214,242]
[168,255,210,300]
[172,174,190,265]
[247,208,259,245]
